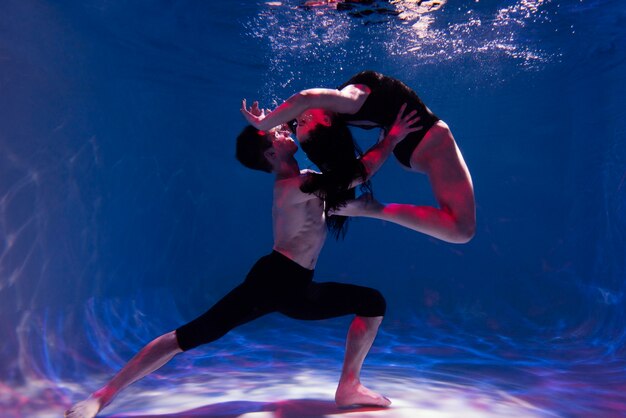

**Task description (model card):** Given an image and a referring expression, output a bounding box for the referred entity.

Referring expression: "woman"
[241,70,476,244]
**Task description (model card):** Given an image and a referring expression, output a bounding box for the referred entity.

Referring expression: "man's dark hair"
[236,125,273,173]
[300,116,373,240]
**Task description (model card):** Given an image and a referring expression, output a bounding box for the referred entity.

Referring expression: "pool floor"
[4,316,625,417]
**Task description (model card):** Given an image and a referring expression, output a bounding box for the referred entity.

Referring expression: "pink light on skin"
[350,316,368,335]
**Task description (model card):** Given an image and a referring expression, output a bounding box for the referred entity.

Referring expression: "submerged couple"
[66,70,475,418]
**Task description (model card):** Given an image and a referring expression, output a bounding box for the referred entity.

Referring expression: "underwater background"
[1,0,625,416]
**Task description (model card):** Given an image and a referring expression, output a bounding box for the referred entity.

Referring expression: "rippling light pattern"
[395,0,555,65]
[247,0,560,96]
[5,316,626,417]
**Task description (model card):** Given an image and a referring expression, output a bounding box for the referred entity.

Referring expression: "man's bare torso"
[272,170,327,270]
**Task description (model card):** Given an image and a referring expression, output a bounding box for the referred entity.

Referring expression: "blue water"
[1,0,625,417]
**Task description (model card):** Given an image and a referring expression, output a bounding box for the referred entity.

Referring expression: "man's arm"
[241,85,370,131]
[350,104,422,188]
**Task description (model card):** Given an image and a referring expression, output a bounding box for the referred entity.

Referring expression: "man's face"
[269,127,298,157]
[295,109,331,142]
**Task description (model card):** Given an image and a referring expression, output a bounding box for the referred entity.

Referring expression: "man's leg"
[335,315,390,407]
[66,272,272,418]
[281,282,389,407]
[65,331,182,418]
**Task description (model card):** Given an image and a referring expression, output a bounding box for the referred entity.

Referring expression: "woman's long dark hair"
[299,116,373,239]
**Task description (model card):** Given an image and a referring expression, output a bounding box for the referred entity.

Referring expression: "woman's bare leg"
[65,330,183,418]
[335,316,390,407]
[338,121,476,244]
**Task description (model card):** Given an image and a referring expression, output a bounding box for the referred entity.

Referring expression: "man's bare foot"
[335,381,391,408]
[330,193,384,217]
[65,396,104,418]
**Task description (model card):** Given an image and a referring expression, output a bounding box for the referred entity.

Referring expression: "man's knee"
[166,330,184,352]
[356,288,386,317]
[175,323,229,352]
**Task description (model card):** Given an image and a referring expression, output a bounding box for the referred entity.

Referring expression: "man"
[65,105,419,418]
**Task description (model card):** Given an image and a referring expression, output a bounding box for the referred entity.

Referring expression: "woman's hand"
[241,99,266,128]
[386,103,422,145]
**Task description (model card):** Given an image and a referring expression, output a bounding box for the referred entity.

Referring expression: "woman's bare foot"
[330,193,384,217]
[65,395,104,418]
[335,381,391,408]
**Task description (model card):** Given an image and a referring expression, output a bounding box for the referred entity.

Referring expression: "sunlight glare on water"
[248,0,560,98]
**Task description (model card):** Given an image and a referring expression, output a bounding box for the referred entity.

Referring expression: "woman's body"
[241,70,475,244]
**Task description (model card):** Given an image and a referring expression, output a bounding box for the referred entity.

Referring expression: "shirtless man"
[65,105,420,418]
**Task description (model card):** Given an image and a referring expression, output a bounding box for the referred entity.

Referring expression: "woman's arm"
[241,85,370,131]
[350,104,422,188]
